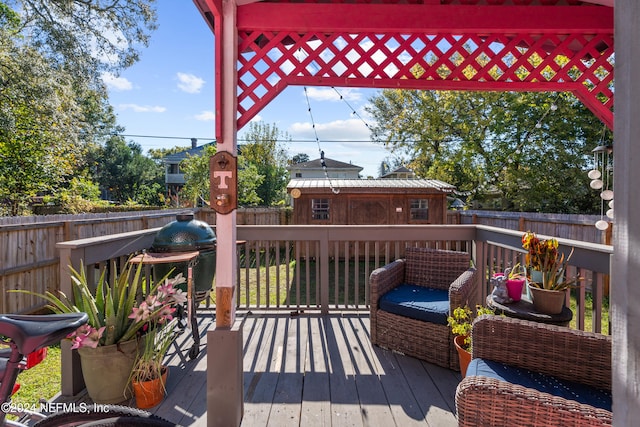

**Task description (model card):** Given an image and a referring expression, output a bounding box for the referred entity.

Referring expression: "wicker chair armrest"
[448,267,478,311]
[369,259,406,305]
[456,376,612,427]
[471,315,611,391]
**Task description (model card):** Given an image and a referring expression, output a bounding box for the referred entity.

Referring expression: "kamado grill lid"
[151,212,216,252]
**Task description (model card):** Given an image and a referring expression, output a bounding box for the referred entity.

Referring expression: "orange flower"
[522,231,580,290]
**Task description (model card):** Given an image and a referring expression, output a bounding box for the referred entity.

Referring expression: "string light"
[303,86,340,194]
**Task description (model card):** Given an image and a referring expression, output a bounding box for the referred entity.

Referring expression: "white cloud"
[289,118,370,141]
[195,110,215,121]
[249,114,263,123]
[119,104,166,113]
[304,87,362,102]
[102,72,133,91]
[176,72,205,94]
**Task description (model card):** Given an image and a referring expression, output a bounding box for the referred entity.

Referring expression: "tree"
[7,0,157,77]
[180,144,217,207]
[1,1,159,215]
[1,10,86,215]
[237,157,264,206]
[290,153,310,164]
[240,122,290,206]
[95,137,164,204]
[366,90,610,213]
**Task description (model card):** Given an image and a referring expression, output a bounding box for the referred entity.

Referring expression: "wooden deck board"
[62,310,459,426]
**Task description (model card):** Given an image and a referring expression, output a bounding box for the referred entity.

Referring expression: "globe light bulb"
[600,190,614,200]
[609,200,614,208]
[590,179,604,190]
[587,169,601,179]
[595,220,609,230]
[606,209,614,219]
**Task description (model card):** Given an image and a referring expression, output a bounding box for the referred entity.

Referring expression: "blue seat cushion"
[467,358,612,412]
[379,284,449,325]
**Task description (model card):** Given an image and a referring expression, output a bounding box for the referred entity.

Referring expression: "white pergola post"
[612,1,640,425]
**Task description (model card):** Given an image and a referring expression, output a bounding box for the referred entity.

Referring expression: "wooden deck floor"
[147,310,460,426]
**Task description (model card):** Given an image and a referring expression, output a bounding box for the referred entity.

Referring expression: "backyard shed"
[287,178,455,225]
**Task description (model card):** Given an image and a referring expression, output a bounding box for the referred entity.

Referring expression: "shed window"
[295,172,302,177]
[312,199,330,220]
[410,199,429,220]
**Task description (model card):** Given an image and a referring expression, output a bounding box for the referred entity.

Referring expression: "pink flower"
[129,301,152,323]
[157,305,176,323]
[69,325,105,349]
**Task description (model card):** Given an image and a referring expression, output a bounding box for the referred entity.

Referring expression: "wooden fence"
[447,210,611,245]
[0,207,286,313]
[1,207,611,314]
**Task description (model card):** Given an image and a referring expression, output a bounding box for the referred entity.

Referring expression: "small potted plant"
[127,276,186,408]
[448,304,496,377]
[129,322,176,409]
[505,263,527,302]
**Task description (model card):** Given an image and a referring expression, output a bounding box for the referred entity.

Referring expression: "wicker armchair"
[369,247,478,370]
[456,315,612,427]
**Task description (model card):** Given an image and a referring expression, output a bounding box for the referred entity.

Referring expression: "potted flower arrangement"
[15,259,185,404]
[128,279,184,408]
[447,304,496,377]
[521,231,581,314]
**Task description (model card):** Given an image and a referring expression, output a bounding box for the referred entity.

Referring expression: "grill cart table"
[129,251,202,359]
[486,294,573,327]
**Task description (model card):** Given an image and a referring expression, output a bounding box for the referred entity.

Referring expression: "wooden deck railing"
[56,224,612,331]
[55,223,612,396]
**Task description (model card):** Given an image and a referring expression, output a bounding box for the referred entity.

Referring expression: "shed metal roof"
[287,178,455,192]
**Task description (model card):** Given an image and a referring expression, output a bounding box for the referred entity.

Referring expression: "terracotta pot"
[133,366,169,409]
[78,338,140,404]
[454,335,472,378]
[529,285,567,315]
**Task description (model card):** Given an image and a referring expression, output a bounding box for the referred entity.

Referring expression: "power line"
[118,134,215,141]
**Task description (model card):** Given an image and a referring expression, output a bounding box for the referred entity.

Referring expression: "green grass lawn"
[570,293,610,335]
[209,258,373,308]
[7,345,61,414]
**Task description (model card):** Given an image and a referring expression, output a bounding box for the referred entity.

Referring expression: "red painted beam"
[237,4,613,34]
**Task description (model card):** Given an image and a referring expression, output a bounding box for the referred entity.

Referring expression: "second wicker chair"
[369,247,478,370]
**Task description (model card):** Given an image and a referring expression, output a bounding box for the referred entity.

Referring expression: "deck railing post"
[472,237,485,306]
[319,233,330,314]
[58,245,86,396]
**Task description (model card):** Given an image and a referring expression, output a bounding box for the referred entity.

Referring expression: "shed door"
[349,198,388,225]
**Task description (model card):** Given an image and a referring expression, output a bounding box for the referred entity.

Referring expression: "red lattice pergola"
[196,0,614,134]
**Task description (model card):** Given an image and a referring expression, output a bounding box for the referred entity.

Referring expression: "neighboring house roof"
[287,178,455,193]
[381,166,414,178]
[163,141,216,163]
[287,158,363,172]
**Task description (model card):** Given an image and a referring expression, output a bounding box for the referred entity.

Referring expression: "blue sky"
[102,0,392,178]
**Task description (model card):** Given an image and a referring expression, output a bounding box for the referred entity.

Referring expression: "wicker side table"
[486,294,573,327]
